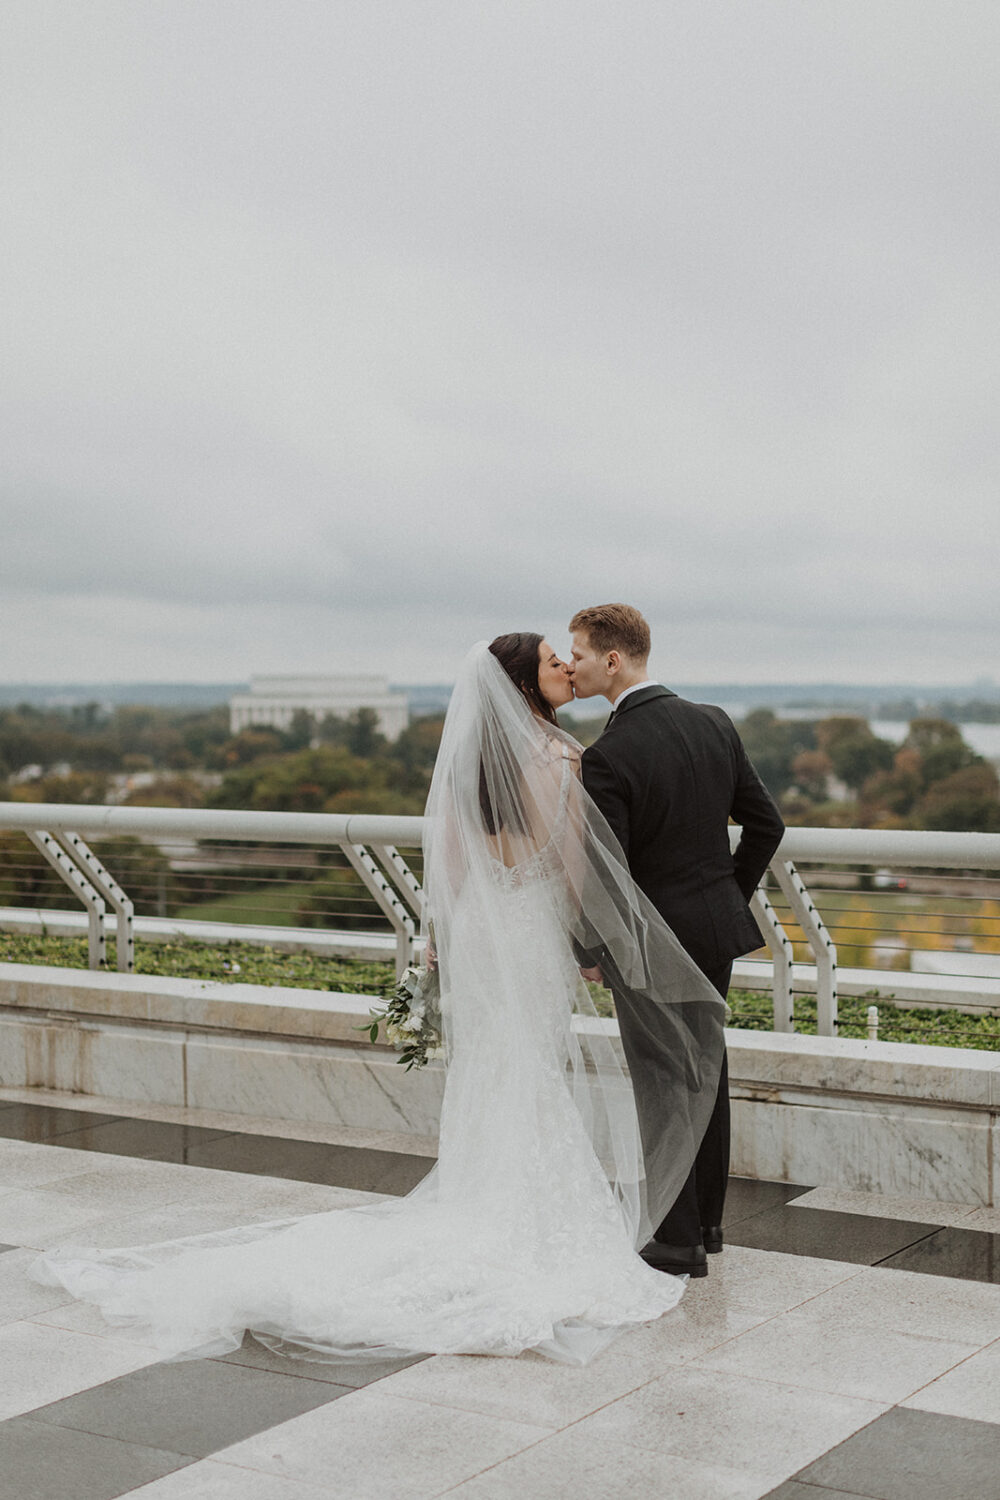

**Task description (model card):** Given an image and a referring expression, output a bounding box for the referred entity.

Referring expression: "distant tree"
[816,716,895,791]
[9,769,110,804]
[737,710,817,797]
[211,729,286,768]
[120,775,207,809]
[209,743,426,815]
[912,762,1000,832]
[790,749,834,802]
[388,715,445,790]
[346,708,385,759]
[316,713,350,746]
[283,709,316,752]
[859,746,923,825]
[905,717,978,787]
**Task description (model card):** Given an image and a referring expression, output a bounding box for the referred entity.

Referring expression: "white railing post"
[772,859,838,1036]
[751,883,795,1031]
[341,843,416,980]
[26,830,107,969]
[55,832,135,973]
[369,844,425,923]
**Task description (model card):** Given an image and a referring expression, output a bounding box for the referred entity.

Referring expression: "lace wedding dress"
[33,645,725,1366]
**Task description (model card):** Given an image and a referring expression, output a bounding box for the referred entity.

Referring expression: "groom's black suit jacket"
[581,686,785,975]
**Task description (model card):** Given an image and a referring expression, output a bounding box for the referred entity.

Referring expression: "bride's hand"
[578,964,604,985]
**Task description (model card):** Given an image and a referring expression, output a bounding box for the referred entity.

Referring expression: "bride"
[33,637,726,1367]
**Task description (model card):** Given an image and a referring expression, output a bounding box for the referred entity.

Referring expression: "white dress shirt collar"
[610,680,659,711]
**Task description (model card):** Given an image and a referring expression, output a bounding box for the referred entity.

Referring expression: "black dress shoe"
[639,1240,708,1278]
[702,1226,724,1254]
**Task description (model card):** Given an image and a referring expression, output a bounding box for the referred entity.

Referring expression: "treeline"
[0,702,232,774]
[2,699,998,833]
[0,703,446,816]
[742,712,1000,832]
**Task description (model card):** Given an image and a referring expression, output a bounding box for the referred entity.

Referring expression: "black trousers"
[653,961,732,1246]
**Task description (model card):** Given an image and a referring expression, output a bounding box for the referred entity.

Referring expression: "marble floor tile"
[0,1320,159,1420]
[31,1357,343,1459]
[0,1416,191,1500]
[39,1200,301,1254]
[374,1292,772,1432]
[880,1226,1000,1284]
[0,1247,74,1327]
[446,1427,776,1500]
[795,1405,1000,1500]
[795,1263,1000,1346]
[568,1365,887,1481]
[790,1187,982,1227]
[39,1181,382,1255]
[962,1206,1000,1233]
[29,1297,163,1345]
[50,1117,238,1163]
[112,1456,337,1499]
[375,1347,655,1430]
[0,1186,129,1248]
[215,1386,553,1499]
[723,1177,811,1227]
[693,1301,978,1403]
[726,1206,939,1265]
[903,1339,1000,1424]
[214,1329,427,1388]
[0,1104,123,1144]
[0,1138,114,1190]
[700,1245,865,1319]
[764,1484,876,1500]
[182,1133,435,1195]
[31,1158,229,1216]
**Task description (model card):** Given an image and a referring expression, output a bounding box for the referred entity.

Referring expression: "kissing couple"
[35,604,784,1367]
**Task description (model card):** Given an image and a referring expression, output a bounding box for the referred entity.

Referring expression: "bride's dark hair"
[488,632,557,726]
[478,632,554,837]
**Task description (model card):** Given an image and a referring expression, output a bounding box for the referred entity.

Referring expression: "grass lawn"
[767,887,1000,968]
[2,931,999,1051]
[172,881,320,927]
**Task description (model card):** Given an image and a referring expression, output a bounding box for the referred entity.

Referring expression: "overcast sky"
[2,1,997,687]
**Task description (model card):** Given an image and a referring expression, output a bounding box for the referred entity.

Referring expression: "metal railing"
[1,802,999,1033]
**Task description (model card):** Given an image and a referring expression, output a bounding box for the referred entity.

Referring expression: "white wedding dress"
[33,646,725,1366]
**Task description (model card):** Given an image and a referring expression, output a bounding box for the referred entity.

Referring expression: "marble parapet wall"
[1,963,998,1204]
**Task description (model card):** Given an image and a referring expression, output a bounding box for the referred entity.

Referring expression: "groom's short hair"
[569,604,650,662]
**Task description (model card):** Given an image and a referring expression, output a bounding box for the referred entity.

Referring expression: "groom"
[568,603,784,1278]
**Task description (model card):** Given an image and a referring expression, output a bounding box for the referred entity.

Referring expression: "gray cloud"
[1,1,998,683]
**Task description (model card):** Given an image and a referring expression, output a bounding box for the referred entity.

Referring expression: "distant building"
[229,676,409,740]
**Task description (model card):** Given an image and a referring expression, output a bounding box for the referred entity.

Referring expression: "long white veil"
[426,643,726,1248]
[32,643,726,1367]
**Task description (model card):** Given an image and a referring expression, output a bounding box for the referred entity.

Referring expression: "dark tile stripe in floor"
[765,1406,1000,1500]
[725,1203,942,1265]
[726,1199,1000,1285]
[5,1101,999,1283]
[0,1343,426,1500]
[0,1100,436,1194]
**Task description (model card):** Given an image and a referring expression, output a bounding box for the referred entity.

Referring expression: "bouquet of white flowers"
[366,960,444,1071]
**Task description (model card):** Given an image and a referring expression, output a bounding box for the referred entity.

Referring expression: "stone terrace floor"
[2,1087,1000,1500]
